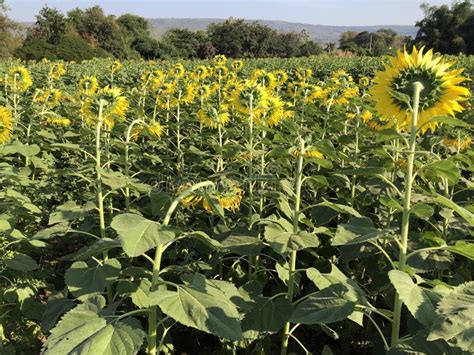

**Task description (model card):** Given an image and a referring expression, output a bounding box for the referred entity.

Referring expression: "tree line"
[0,1,472,61]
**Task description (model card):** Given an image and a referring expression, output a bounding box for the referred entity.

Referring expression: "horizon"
[9,0,449,26]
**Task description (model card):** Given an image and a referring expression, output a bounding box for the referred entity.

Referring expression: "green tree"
[415,0,474,54]
[0,1,21,58]
[161,28,201,58]
[31,6,67,44]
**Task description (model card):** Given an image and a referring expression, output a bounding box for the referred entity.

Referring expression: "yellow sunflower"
[147,122,164,139]
[231,80,270,117]
[0,106,13,144]
[213,54,227,67]
[43,116,71,127]
[49,63,66,80]
[231,59,244,72]
[257,96,293,127]
[370,46,470,133]
[82,86,129,127]
[294,68,313,82]
[273,70,289,86]
[192,65,209,80]
[360,110,373,122]
[111,60,122,73]
[34,88,63,108]
[168,63,185,79]
[198,104,230,128]
[7,66,33,93]
[78,76,99,96]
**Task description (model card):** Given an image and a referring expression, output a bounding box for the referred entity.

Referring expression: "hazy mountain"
[148,18,418,43]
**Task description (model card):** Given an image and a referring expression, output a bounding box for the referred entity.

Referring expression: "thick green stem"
[391,81,423,347]
[281,138,304,355]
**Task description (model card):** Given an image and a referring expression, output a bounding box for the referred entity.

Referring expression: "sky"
[8,0,450,26]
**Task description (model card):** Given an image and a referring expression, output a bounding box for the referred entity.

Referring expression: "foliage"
[339,29,410,56]
[0,51,472,355]
[415,0,474,54]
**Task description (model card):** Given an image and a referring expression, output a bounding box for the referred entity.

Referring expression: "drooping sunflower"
[292,147,325,160]
[82,86,129,127]
[198,104,230,128]
[111,60,122,74]
[202,180,244,213]
[7,66,33,93]
[0,106,13,144]
[370,46,470,133]
[78,76,99,96]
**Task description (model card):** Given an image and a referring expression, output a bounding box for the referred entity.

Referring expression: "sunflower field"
[0,49,473,355]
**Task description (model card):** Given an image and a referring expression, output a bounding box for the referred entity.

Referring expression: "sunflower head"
[49,63,66,80]
[0,106,13,144]
[359,76,370,87]
[169,63,185,79]
[43,116,71,127]
[147,122,164,139]
[111,60,122,73]
[198,104,230,128]
[370,46,470,133]
[82,86,129,127]
[202,179,244,213]
[196,84,213,101]
[34,88,63,108]
[273,70,289,86]
[252,69,277,90]
[231,59,244,72]
[7,66,33,93]
[192,65,209,80]
[231,80,269,116]
[294,68,313,82]
[78,76,99,96]
[213,65,228,78]
[213,54,227,67]
[360,110,373,122]
[257,96,293,127]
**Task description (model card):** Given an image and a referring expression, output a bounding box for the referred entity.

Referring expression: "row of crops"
[0,51,473,354]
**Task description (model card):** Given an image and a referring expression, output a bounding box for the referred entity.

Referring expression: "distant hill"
[148,18,418,43]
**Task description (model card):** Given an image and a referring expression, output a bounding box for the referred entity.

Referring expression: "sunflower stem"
[391,81,423,348]
[281,137,304,355]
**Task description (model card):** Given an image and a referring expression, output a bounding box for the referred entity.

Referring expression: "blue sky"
[9,0,449,26]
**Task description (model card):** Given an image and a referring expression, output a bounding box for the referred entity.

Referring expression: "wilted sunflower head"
[78,76,99,96]
[7,66,33,93]
[198,104,230,129]
[0,106,13,144]
[82,86,129,127]
[370,46,470,133]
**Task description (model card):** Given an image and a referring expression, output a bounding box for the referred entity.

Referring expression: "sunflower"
[0,106,12,144]
[293,147,325,160]
[257,96,293,127]
[78,76,99,96]
[177,184,204,208]
[147,122,164,139]
[370,46,470,133]
[442,129,472,151]
[43,116,71,127]
[294,68,313,82]
[111,60,122,73]
[192,65,209,80]
[213,54,227,67]
[202,180,244,213]
[196,84,213,102]
[168,63,185,79]
[82,86,129,127]
[252,69,277,90]
[198,104,230,128]
[7,66,33,93]
[360,110,373,122]
[273,70,289,86]
[213,66,228,78]
[231,80,269,117]
[49,63,66,80]
[359,76,370,87]
[34,88,63,108]
[231,59,244,72]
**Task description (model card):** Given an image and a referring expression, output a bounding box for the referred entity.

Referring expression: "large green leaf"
[332,217,391,245]
[428,281,474,352]
[388,270,438,328]
[65,260,120,299]
[111,213,176,257]
[49,201,95,225]
[423,160,460,185]
[5,253,39,271]
[150,273,242,341]
[430,194,474,226]
[291,284,355,325]
[264,224,319,255]
[446,241,474,260]
[43,296,145,355]
[242,296,293,334]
